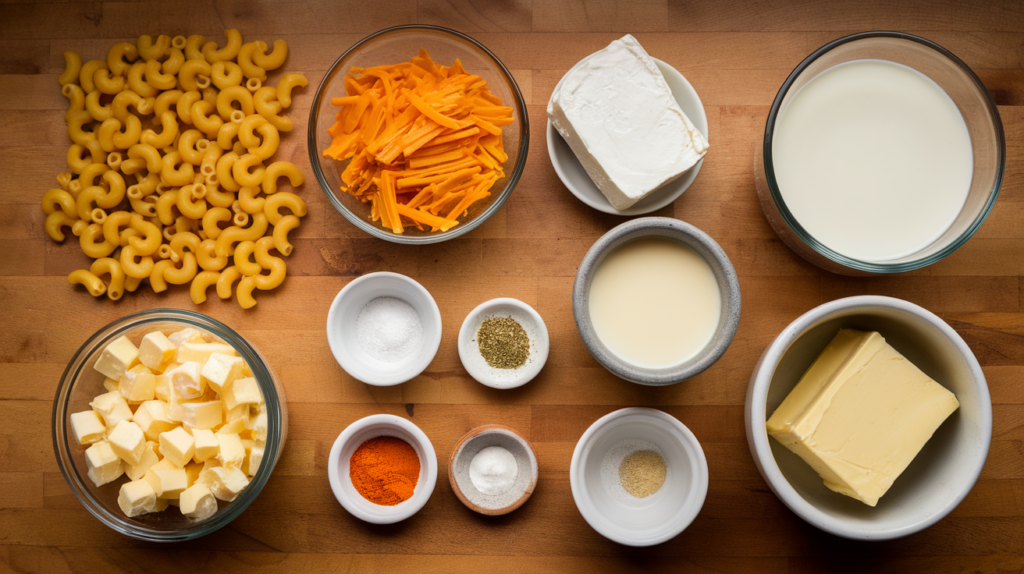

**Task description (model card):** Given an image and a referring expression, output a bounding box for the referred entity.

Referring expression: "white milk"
[772,59,973,262]
[588,238,721,368]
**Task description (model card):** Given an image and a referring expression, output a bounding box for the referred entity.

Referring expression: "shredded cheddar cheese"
[323,49,513,234]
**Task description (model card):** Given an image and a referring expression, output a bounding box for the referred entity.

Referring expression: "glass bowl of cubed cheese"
[52,309,287,541]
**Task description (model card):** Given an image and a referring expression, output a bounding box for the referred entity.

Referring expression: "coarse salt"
[469,445,519,496]
[356,297,423,363]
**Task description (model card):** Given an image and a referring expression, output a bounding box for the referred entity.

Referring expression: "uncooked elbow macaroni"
[43,31,307,309]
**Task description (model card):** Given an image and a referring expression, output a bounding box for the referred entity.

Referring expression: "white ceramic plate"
[457,298,549,389]
[546,57,709,216]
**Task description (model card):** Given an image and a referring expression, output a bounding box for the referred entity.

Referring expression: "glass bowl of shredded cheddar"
[308,25,529,243]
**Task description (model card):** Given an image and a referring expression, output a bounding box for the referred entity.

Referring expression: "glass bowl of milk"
[756,32,1005,274]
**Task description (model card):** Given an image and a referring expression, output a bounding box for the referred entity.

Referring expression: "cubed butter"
[107,420,146,466]
[154,373,171,402]
[218,413,248,435]
[89,391,133,427]
[222,377,262,411]
[185,461,203,486]
[117,479,158,517]
[202,466,250,502]
[166,361,205,400]
[179,401,223,430]
[767,329,960,507]
[133,400,176,441]
[192,429,219,462]
[168,327,204,348]
[201,353,245,394]
[151,467,188,499]
[179,484,218,520]
[242,439,264,477]
[159,427,195,468]
[216,432,245,469]
[126,441,161,481]
[248,408,267,443]
[70,410,107,445]
[85,440,124,487]
[176,342,236,366]
[118,364,156,402]
[103,378,118,393]
[93,335,139,381]
[138,331,177,370]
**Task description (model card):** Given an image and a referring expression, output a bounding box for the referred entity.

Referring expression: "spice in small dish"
[477,316,530,369]
[356,297,423,363]
[618,450,667,499]
[349,436,421,506]
[469,445,518,496]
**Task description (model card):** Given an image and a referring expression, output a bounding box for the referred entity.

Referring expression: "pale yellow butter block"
[222,377,261,411]
[179,483,218,520]
[216,432,246,469]
[159,427,196,468]
[241,439,264,477]
[152,467,188,499]
[248,408,268,444]
[185,461,203,487]
[192,429,219,462]
[133,400,176,441]
[103,378,119,393]
[168,327,204,348]
[176,342,237,366]
[179,401,223,430]
[85,440,124,487]
[126,441,161,481]
[139,331,177,370]
[93,335,139,380]
[166,361,205,400]
[154,373,171,402]
[118,365,156,403]
[107,420,146,466]
[219,414,248,435]
[767,329,960,507]
[143,458,179,491]
[203,466,250,502]
[117,478,158,517]
[90,390,133,427]
[201,353,245,394]
[70,410,107,445]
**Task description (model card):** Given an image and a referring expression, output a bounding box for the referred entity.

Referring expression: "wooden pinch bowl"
[448,425,539,516]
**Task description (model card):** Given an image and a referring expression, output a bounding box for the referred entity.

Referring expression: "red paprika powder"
[349,436,421,505]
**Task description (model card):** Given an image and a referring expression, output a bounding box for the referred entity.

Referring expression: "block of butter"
[766,329,959,507]
[548,34,709,211]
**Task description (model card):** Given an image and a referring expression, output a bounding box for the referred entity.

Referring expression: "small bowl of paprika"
[328,414,438,524]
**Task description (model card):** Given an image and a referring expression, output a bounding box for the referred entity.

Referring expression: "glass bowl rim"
[762,30,1006,274]
[306,24,530,245]
[51,308,284,542]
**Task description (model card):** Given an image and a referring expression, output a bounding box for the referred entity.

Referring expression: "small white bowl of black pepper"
[458,298,549,389]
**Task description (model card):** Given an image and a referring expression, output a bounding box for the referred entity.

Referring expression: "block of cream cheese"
[548,34,709,211]
[766,329,960,506]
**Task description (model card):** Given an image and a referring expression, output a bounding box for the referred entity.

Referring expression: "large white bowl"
[546,57,709,216]
[326,272,442,386]
[745,296,992,540]
[328,414,438,524]
[570,408,709,546]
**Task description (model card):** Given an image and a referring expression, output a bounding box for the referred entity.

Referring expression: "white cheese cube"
[151,467,188,499]
[179,484,218,520]
[107,420,146,466]
[85,440,124,487]
[138,331,177,370]
[117,479,158,517]
[200,353,245,394]
[176,342,236,366]
[126,441,161,481]
[168,327,204,348]
[166,361,205,400]
[118,364,156,402]
[159,427,195,468]
[89,391,133,427]
[132,400,176,441]
[70,410,107,445]
[179,401,223,430]
[222,377,261,411]
[547,34,709,211]
[202,466,249,502]
[103,378,119,393]
[93,335,139,381]
[216,432,245,469]
[192,429,219,462]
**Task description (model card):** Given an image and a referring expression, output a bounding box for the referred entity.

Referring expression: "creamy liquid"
[772,59,973,262]
[588,238,721,368]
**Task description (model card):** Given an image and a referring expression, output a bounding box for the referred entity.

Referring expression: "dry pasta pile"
[45,30,308,309]
[323,49,514,234]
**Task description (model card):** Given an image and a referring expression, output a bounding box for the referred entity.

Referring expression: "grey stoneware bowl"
[572,217,741,385]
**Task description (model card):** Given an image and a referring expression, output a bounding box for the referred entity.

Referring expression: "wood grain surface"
[2,0,1023,572]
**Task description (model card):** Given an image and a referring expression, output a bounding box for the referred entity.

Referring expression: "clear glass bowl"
[51,309,288,542]
[755,31,1005,274]
[307,25,529,244]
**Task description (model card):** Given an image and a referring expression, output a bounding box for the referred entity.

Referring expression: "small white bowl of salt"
[326,272,443,386]
[449,425,538,516]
